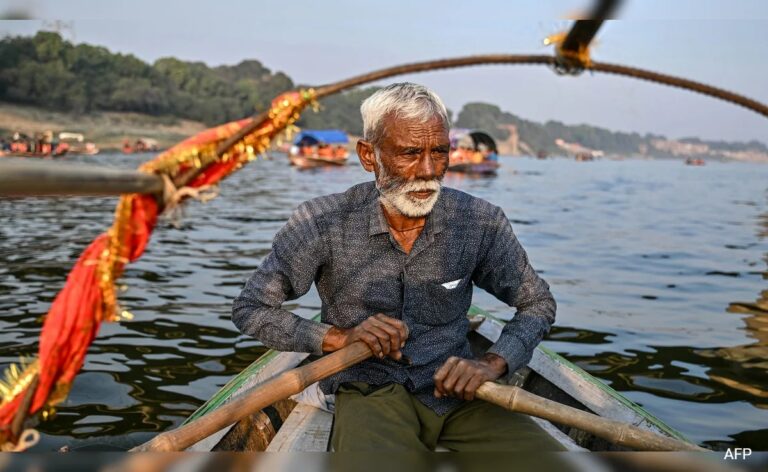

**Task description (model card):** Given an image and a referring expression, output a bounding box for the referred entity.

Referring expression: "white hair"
[360,83,450,146]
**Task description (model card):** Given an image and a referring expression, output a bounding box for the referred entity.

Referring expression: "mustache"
[374,152,443,196]
[396,179,441,194]
[378,172,442,194]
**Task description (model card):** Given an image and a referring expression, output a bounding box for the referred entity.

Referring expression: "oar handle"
[0,159,165,197]
[475,382,705,452]
[131,341,372,452]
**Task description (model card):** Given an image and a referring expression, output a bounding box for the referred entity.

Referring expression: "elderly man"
[233,83,562,451]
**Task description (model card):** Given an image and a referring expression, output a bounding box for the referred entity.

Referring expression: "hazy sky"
[1,0,767,143]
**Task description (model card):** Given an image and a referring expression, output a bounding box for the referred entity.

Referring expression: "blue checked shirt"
[232,181,556,414]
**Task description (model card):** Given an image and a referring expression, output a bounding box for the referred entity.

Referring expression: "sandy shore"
[0,102,207,152]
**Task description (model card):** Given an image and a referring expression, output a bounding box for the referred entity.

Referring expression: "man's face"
[360,113,450,217]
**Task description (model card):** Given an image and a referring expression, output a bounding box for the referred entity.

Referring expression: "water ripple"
[0,154,766,450]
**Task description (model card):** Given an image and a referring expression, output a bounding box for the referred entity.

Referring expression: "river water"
[1,153,766,451]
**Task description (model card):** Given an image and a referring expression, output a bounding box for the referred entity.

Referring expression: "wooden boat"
[288,154,347,169]
[448,129,501,176]
[289,129,349,169]
[58,132,99,155]
[182,306,691,452]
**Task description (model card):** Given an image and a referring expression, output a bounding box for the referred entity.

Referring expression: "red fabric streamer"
[0,91,310,444]
[0,198,158,436]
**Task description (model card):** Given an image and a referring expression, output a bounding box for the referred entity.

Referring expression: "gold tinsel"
[0,358,38,411]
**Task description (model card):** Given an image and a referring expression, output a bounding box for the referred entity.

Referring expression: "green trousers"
[331,382,567,452]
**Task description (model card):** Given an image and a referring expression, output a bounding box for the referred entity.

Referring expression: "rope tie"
[0,429,40,452]
[160,174,220,227]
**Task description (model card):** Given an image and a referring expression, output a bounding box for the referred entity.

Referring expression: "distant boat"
[685,158,705,166]
[58,132,99,155]
[288,154,348,168]
[289,129,349,169]
[2,131,67,158]
[448,129,501,175]
[122,138,159,154]
[447,161,500,175]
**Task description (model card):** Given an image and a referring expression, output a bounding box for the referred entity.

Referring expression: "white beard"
[379,180,441,217]
[375,154,442,217]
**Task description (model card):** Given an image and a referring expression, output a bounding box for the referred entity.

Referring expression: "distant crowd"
[290,143,348,160]
[449,142,498,165]
[0,132,70,156]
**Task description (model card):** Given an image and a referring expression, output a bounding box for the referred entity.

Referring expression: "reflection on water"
[0,153,766,451]
[698,207,768,420]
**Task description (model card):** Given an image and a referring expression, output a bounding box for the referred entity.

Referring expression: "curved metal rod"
[314,54,768,118]
[590,61,768,117]
[222,53,766,157]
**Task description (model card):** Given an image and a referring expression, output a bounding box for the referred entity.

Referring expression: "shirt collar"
[368,195,390,236]
[430,190,446,235]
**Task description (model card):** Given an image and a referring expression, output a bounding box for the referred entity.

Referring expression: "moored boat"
[182,306,691,452]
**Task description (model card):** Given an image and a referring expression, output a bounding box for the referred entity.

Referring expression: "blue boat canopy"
[293,129,349,145]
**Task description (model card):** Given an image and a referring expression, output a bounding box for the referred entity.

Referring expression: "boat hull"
[184,306,691,452]
[0,151,67,158]
[289,154,347,168]
[447,162,500,175]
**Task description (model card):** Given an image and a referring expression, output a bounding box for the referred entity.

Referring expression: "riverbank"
[2,101,766,163]
[0,102,207,152]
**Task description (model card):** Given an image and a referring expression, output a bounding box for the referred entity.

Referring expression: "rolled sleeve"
[295,317,333,354]
[487,314,551,375]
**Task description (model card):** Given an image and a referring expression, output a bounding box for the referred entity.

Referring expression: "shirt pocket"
[417,273,472,326]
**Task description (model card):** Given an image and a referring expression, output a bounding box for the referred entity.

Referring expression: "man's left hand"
[433,354,508,401]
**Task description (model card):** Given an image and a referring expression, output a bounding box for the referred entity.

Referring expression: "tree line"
[455,102,766,156]
[0,32,293,125]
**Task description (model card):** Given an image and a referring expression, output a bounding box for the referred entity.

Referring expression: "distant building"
[554,138,604,158]
[650,139,709,156]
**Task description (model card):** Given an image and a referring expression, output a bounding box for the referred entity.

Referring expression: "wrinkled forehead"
[379,112,449,147]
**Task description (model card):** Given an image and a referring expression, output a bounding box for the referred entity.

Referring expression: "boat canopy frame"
[293,129,349,146]
[450,128,498,153]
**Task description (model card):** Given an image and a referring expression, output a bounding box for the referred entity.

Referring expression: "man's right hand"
[322,314,409,360]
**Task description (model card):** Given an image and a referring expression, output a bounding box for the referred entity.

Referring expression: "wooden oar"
[475,382,706,452]
[0,158,165,197]
[133,341,704,452]
[130,341,372,452]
